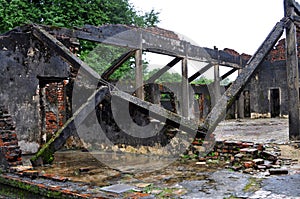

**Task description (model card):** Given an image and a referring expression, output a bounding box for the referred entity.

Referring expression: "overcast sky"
[129,0,284,55]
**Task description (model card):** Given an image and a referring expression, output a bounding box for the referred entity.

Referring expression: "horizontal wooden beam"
[42,25,247,69]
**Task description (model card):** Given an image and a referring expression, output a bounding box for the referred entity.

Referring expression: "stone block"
[269,169,288,175]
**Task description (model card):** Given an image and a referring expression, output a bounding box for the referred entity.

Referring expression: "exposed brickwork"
[224,48,240,57]
[267,39,286,62]
[223,48,252,62]
[44,81,66,140]
[0,106,22,169]
[267,31,300,62]
[192,140,290,174]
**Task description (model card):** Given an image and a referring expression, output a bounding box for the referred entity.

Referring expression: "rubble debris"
[191,140,293,175]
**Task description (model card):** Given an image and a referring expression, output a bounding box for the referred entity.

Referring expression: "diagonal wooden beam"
[30,25,202,165]
[188,63,213,83]
[110,89,199,133]
[145,57,182,83]
[30,86,110,166]
[221,68,237,80]
[32,25,100,81]
[203,18,287,134]
[289,0,300,16]
[101,50,136,80]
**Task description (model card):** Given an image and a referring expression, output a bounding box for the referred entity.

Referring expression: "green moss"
[0,175,66,198]
[243,177,262,192]
[30,145,55,165]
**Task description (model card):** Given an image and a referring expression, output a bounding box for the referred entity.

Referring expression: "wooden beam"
[188,63,213,83]
[221,68,237,80]
[146,57,182,83]
[42,25,246,69]
[290,0,300,16]
[181,57,189,117]
[213,63,221,106]
[31,87,110,166]
[285,0,300,140]
[237,68,244,119]
[101,50,136,80]
[135,49,144,99]
[203,18,286,135]
[111,89,199,133]
[32,25,100,81]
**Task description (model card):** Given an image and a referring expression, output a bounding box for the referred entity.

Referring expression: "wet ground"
[214,118,289,144]
[2,118,300,198]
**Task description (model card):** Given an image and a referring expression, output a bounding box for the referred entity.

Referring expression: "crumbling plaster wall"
[0,30,70,153]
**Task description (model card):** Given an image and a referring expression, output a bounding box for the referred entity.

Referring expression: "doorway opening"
[270,88,280,118]
[244,90,251,118]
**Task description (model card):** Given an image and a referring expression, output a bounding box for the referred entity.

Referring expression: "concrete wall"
[0,30,70,153]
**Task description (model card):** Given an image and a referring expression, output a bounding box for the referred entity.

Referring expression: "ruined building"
[0,1,300,165]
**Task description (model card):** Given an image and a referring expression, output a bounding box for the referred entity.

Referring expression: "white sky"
[128,0,285,80]
[129,0,284,55]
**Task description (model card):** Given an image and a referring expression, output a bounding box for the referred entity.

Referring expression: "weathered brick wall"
[43,81,66,142]
[267,31,300,62]
[0,106,22,169]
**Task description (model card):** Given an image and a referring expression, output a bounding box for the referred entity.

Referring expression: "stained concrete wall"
[0,30,70,153]
[247,60,289,118]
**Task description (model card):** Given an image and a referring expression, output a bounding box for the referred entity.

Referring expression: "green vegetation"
[191,76,213,85]
[145,68,182,83]
[0,0,159,33]
[243,177,262,192]
[0,0,160,80]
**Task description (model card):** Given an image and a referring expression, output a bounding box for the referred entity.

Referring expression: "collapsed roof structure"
[0,0,299,167]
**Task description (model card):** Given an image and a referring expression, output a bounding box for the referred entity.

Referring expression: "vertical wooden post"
[181,57,189,117]
[237,68,245,118]
[285,0,300,139]
[213,47,221,106]
[135,49,144,100]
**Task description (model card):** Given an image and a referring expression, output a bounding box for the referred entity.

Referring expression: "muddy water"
[35,150,222,186]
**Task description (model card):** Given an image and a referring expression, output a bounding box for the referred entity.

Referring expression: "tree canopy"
[0,0,159,33]
[0,0,160,80]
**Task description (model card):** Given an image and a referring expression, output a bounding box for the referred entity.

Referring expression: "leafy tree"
[0,0,159,33]
[191,76,213,85]
[220,77,232,86]
[145,68,182,83]
[0,0,160,80]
